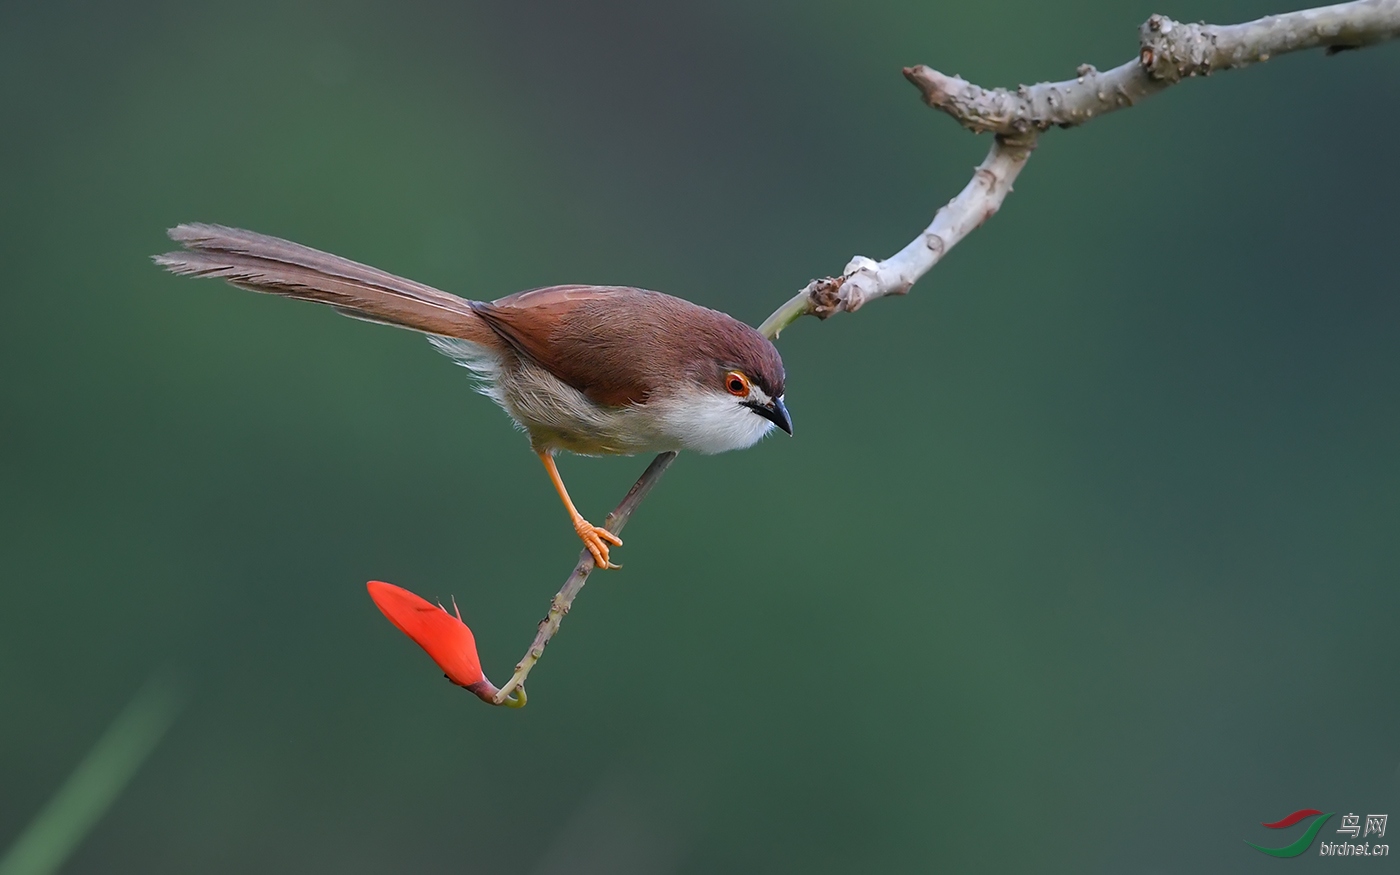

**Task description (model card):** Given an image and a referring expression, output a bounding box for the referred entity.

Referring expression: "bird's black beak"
[747,396,793,435]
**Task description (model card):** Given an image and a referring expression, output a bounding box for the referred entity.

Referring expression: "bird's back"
[476,285,781,408]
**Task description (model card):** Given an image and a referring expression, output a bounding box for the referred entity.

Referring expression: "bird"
[153,224,791,569]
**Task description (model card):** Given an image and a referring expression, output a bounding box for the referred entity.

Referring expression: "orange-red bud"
[367,580,499,702]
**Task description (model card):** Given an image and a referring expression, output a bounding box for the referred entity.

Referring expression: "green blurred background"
[2,0,1397,871]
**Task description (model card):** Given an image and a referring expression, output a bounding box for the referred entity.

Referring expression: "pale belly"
[501,364,773,457]
[428,336,773,457]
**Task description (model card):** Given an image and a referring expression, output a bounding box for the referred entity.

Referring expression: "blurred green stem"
[0,673,184,875]
[757,289,815,340]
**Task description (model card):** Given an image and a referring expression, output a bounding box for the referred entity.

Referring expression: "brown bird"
[154,224,791,568]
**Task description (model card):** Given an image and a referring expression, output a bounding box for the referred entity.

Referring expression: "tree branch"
[488,0,1400,705]
[491,451,678,704]
[768,0,1400,334]
[905,0,1400,138]
[759,138,1032,339]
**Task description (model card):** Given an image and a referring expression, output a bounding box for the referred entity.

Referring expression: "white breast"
[428,335,774,456]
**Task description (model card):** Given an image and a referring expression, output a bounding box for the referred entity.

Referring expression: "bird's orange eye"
[724,371,750,397]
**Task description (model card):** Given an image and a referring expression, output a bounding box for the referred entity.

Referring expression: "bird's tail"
[153,223,499,344]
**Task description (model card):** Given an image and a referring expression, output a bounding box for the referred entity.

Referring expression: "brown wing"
[153,224,500,345]
[474,285,690,407]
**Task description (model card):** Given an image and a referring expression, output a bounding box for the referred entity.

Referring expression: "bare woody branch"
[489,0,1400,704]
[491,452,677,704]
[907,0,1400,138]
[761,0,1400,338]
[758,141,1031,339]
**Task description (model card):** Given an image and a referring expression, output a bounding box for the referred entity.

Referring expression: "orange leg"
[539,452,623,569]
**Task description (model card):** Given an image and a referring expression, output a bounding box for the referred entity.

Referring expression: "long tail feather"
[153,223,498,344]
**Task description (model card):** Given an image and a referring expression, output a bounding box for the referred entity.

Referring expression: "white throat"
[652,387,777,455]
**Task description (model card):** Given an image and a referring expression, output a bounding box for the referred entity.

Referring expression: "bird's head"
[659,316,791,455]
[718,365,791,436]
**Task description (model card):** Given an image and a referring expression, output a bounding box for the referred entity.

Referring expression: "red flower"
[367,580,499,702]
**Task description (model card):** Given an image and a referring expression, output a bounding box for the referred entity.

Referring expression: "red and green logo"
[1247,809,1334,857]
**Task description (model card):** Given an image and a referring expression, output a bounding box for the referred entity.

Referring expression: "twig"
[776,0,1400,330]
[491,0,1400,704]
[492,451,679,704]
[905,0,1400,138]
[759,138,1032,339]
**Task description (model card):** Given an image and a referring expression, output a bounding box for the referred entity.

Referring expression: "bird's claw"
[574,519,622,569]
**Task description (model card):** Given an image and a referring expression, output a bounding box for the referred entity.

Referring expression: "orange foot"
[573,516,623,569]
